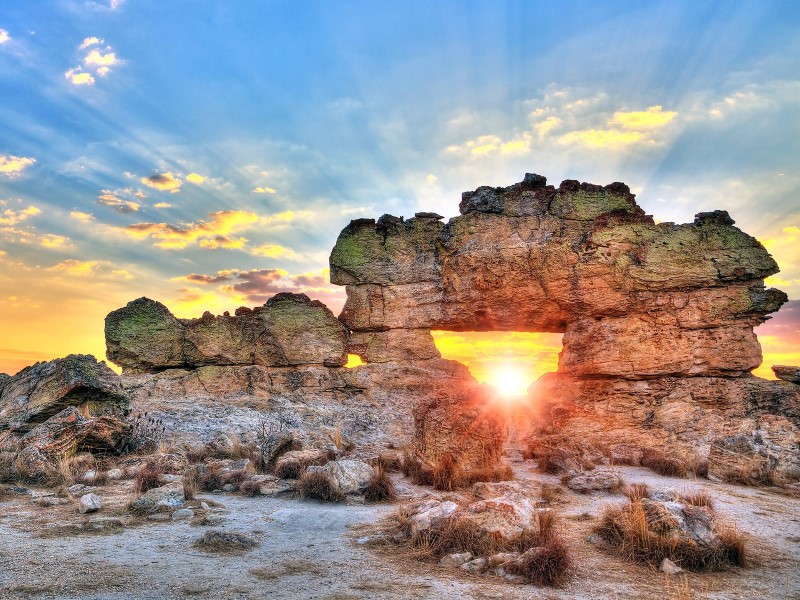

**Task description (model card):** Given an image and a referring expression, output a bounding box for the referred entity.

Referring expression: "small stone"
[200,502,209,510]
[460,558,487,573]
[172,508,194,520]
[83,470,97,482]
[660,558,683,575]
[79,493,101,514]
[106,468,124,480]
[84,516,123,531]
[439,552,473,568]
[222,483,236,492]
[129,481,185,513]
[159,474,183,483]
[488,552,519,567]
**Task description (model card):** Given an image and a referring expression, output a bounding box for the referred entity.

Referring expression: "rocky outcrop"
[105,293,348,373]
[330,173,797,479]
[773,366,800,385]
[0,355,130,480]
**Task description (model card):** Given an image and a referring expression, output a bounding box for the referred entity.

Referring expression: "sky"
[0,0,798,384]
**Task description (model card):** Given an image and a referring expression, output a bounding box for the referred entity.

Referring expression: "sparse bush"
[432,453,462,491]
[184,445,212,464]
[192,530,259,554]
[183,470,198,501]
[273,451,332,480]
[695,459,709,479]
[641,449,686,478]
[298,471,345,503]
[239,479,261,497]
[401,450,433,485]
[197,466,225,492]
[124,412,166,454]
[134,460,163,494]
[537,451,564,474]
[372,453,402,472]
[364,466,397,503]
[541,483,562,504]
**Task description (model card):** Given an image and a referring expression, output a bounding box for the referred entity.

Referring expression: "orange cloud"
[251,243,302,260]
[70,211,95,222]
[40,234,71,249]
[124,210,259,249]
[0,205,40,225]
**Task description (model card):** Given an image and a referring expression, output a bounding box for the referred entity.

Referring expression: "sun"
[489,364,531,399]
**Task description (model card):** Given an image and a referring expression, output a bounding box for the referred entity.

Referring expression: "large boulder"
[307,459,374,495]
[105,294,348,373]
[0,354,129,433]
[773,365,800,385]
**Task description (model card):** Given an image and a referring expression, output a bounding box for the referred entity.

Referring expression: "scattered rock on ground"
[79,493,101,514]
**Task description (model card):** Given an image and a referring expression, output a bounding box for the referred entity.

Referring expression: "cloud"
[98,188,142,213]
[40,234,71,249]
[79,36,103,50]
[84,48,118,67]
[198,236,248,250]
[0,155,36,177]
[251,243,302,260]
[252,186,276,194]
[558,128,645,149]
[260,210,310,227]
[610,106,678,130]
[47,259,133,279]
[185,172,206,184]
[124,210,260,249]
[0,29,10,44]
[70,211,95,222]
[0,205,40,225]
[153,202,172,209]
[141,172,182,192]
[65,67,95,86]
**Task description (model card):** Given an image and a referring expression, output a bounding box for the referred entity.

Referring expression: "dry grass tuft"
[239,479,262,497]
[134,460,164,494]
[298,470,345,503]
[364,466,397,503]
[626,483,651,502]
[192,530,259,554]
[594,498,746,571]
[679,489,715,512]
[507,534,573,587]
[372,453,402,472]
[541,483,563,504]
[184,445,212,464]
[403,451,513,491]
[642,449,687,478]
[183,470,198,501]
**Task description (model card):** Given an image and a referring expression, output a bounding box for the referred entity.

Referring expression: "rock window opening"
[430,331,564,399]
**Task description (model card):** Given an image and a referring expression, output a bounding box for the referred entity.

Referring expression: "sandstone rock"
[105,293,348,373]
[130,481,185,512]
[488,552,520,567]
[307,459,373,495]
[455,482,540,545]
[460,558,488,573]
[439,552,472,567]
[0,354,129,433]
[562,469,623,493]
[773,366,800,385]
[16,408,129,480]
[660,558,683,575]
[256,476,296,497]
[79,493,101,514]
[410,500,459,537]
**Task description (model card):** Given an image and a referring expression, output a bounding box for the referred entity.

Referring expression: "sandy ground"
[0,464,798,600]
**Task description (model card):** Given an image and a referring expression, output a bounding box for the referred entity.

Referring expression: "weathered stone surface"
[562,469,623,493]
[410,500,459,536]
[773,365,800,385]
[79,493,101,514]
[0,354,129,433]
[307,459,373,495]
[330,174,785,378]
[440,552,472,567]
[105,293,348,373]
[455,482,540,544]
[16,407,130,480]
[130,481,185,512]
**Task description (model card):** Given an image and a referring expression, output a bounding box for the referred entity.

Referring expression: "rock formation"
[105,293,348,373]
[0,355,130,478]
[330,173,799,479]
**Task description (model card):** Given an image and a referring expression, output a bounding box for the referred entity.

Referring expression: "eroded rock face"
[329,173,796,478]
[773,366,800,385]
[0,354,129,433]
[330,174,785,378]
[105,293,348,373]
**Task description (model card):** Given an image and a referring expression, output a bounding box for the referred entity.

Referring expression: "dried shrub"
[405,452,513,491]
[537,451,564,474]
[364,466,397,503]
[626,483,651,502]
[459,463,515,487]
[298,471,345,503]
[372,453,402,472]
[134,460,164,494]
[183,470,197,501]
[124,412,166,454]
[401,451,433,485]
[694,459,709,479]
[641,449,686,478]
[507,534,573,587]
[273,452,332,480]
[432,454,462,491]
[679,489,715,512]
[719,455,780,487]
[197,466,225,492]
[239,479,261,497]
[593,499,746,571]
[541,483,563,504]
[192,530,258,554]
[184,445,212,464]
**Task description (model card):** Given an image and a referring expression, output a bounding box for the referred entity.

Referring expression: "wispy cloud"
[123,210,261,249]
[0,205,40,226]
[98,188,143,213]
[69,210,95,222]
[79,36,102,50]
[0,154,36,177]
[66,37,122,85]
[252,186,276,194]
[48,258,133,278]
[250,243,302,260]
[0,29,10,44]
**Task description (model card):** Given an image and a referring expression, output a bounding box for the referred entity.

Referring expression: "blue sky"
[0,0,798,375]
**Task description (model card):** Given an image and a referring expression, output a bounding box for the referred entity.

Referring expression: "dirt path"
[1,465,798,599]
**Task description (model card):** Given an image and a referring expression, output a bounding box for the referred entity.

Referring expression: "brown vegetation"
[364,466,397,503]
[402,451,513,491]
[298,471,345,503]
[239,479,262,497]
[641,449,687,478]
[134,460,164,494]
